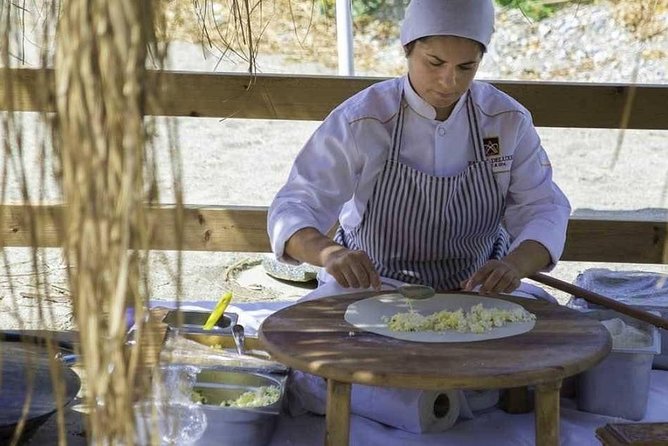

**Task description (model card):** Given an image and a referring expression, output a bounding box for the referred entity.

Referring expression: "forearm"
[502,240,551,278]
[284,227,346,267]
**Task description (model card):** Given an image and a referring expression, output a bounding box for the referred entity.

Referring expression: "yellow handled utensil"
[202,291,233,331]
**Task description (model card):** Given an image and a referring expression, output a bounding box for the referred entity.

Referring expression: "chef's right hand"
[322,245,381,290]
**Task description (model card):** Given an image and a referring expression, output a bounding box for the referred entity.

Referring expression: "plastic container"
[570,268,668,370]
[576,309,661,420]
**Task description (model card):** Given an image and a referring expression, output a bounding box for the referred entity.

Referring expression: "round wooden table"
[259,291,612,446]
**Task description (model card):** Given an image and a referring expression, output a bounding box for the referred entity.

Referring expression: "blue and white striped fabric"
[336,92,509,291]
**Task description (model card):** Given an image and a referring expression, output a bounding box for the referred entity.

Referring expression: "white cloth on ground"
[271,370,668,446]
[288,371,470,433]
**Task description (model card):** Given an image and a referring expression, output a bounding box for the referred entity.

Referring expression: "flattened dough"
[344,293,535,343]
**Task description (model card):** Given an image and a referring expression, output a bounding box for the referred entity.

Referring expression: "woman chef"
[268,0,571,301]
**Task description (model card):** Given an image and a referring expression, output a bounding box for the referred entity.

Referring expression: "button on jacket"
[268,76,571,270]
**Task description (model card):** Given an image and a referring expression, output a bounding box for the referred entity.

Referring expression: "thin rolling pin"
[529,272,668,331]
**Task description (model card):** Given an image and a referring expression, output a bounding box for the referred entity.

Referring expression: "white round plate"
[344,293,536,343]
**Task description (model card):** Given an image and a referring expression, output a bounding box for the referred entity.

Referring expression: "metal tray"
[193,369,287,446]
[162,311,238,334]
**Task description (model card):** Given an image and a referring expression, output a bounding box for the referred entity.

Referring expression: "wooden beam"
[0,204,271,252]
[0,68,53,114]
[1,204,666,264]
[564,216,668,264]
[3,69,668,129]
[492,81,666,130]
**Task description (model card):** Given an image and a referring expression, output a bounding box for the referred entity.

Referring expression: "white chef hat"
[400,0,495,51]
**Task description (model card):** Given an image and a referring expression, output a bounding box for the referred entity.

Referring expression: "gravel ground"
[162,1,668,81]
[1,1,667,331]
[485,4,667,83]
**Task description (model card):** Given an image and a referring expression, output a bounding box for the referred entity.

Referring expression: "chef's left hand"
[460,259,522,294]
[460,241,552,294]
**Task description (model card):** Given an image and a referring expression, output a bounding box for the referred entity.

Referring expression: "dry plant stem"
[1,2,70,445]
[194,0,261,72]
[609,0,663,170]
[12,0,265,444]
[54,0,162,443]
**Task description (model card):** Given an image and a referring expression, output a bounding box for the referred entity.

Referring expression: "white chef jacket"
[268,76,571,269]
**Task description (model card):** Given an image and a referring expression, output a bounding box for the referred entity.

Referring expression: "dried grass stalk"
[1,2,72,445]
[54,0,166,443]
[2,0,262,443]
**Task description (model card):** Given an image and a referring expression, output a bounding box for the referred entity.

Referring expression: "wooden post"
[325,379,352,446]
[534,380,562,446]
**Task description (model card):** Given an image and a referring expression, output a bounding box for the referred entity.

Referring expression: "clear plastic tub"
[576,309,661,420]
[570,268,668,370]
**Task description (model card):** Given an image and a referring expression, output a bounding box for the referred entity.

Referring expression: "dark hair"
[403,37,486,57]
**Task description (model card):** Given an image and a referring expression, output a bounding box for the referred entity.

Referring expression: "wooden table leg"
[325,379,351,446]
[534,380,562,446]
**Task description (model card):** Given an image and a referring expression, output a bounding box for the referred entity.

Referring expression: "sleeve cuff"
[268,211,321,265]
[507,222,567,271]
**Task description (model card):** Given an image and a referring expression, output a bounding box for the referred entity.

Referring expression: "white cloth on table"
[297,275,556,303]
[152,300,668,445]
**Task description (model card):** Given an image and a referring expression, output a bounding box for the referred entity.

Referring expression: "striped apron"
[335,92,510,291]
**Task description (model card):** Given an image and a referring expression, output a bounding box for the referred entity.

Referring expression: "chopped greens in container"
[192,389,208,405]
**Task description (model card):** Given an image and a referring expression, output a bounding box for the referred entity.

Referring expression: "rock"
[262,255,320,283]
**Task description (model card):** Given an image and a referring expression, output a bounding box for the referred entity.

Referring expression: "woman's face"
[406,36,482,120]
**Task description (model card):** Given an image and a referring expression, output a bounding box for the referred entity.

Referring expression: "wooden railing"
[2,68,667,264]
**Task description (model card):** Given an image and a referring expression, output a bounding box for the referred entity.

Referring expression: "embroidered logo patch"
[481,136,512,173]
[483,137,500,158]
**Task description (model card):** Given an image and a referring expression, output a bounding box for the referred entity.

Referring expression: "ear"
[403,41,416,57]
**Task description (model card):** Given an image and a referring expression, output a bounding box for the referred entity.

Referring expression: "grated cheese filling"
[383,303,535,334]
